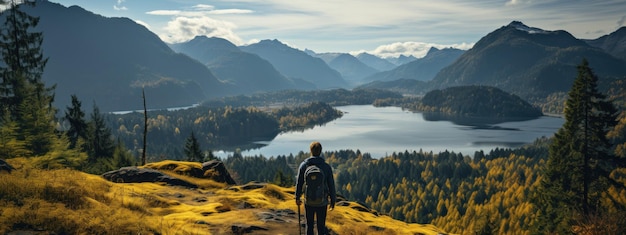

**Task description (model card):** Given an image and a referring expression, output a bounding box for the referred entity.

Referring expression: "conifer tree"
[112,139,135,168]
[86,103,115,162]
[0,112,29,158]
[184,131,203,162]
[534,59,620,233]
[18,81,56,155]
[1,0,53,117]
[0,0,56,156]
[273,170,294,187]
[64,95,88,149]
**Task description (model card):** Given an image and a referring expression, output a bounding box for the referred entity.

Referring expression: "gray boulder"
[202,160,237,185]
[0,159,15,173]
[102,166,197,188]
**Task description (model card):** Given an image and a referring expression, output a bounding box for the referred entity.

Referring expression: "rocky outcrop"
[0,159,15,173]
[101,166,197,188]
[202,160,237,185]
[101,160,238,188]
[231,224,268,234]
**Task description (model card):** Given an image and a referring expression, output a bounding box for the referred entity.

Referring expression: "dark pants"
[305,204,327,235]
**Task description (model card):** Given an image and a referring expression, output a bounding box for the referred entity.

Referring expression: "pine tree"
[0,0,53,118]
[0,0,56,156]
[273,170,295,187]
[184,131,203,162]
[112,139,136,168]
[18,81,56,155]
[0,111,29,158]
[64,95,88,149]
[86,103,115,162]
[534,59,620,233]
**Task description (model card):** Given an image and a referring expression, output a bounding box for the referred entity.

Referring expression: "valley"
[1,1,625,234]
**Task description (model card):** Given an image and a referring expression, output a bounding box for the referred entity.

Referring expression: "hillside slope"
[170,36,302,94]
[431,21,626,100]
[12,1,228,112]
[0,158,450,235]
[309,52,379,86]
[240,40,349,89]
[584,27,626,62]
[365,47,464,82]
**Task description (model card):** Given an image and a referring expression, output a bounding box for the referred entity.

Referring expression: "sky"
[48,0,626,58]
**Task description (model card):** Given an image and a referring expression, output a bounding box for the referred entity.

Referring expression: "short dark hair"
[310,141,322,156]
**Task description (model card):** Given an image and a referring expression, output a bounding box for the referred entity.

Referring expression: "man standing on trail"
[295,141,337,235]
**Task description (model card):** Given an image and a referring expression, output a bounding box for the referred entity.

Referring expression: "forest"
[196,61,626,234]
[417,86,542,118]
[102,88,400,160]
[2,1,626,234]
[220,132,626,234]
[203,88,403,107]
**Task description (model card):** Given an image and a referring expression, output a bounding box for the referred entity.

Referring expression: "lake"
[217,105,564,158]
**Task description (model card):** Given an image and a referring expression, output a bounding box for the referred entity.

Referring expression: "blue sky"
[49,0,626,58]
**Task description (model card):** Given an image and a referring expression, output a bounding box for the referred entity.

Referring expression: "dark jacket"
[295,155,337,207]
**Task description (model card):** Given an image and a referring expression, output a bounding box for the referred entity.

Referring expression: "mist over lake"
[217,105,564,158]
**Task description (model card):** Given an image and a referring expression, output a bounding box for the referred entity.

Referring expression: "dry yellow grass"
[0,158,451,234]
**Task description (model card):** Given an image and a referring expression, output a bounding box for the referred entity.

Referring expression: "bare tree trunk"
[142,88,147,166]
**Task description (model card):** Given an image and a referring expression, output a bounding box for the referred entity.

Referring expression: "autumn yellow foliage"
[0,158,450,235]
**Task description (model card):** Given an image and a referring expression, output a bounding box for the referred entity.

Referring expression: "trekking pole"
[297,203,302,235]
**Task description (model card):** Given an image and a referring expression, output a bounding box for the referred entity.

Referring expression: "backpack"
[304,163,327,206]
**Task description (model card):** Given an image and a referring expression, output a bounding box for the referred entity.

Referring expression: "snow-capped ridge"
[508,21,550,34]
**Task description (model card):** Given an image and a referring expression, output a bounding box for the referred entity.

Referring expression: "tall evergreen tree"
[112,139,136,168]
[64,95,88,149]
[534,59,620,233]
[0,111,28,158]
[0,0,56,156]
[0,0,53,118]
[184,131,203,162]
[18,81,56,155]
[86,103,115,162]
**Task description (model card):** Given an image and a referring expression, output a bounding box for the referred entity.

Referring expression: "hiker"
[295,141,337,235]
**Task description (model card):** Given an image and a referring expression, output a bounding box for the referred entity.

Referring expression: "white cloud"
[618,15,626,27]
[145,4,254,45]
[135,0,624,53]
[505,0,520,6]
[193,4,214,11]
[351,41,474,59]
[146,10,182,16]
[147,6,252,16]
[114,0,127,11]
[161,16,243,45]
[209,9,254,15]
[244,38,261,46]
[134,20,151,30]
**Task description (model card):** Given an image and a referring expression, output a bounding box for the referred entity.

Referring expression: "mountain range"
[240,39,349,89]
[584,27,626,62]
[364,47,465,82]
[169,36,304,94]
[429,21,626,99]
[360,21,626,102]
[306,51,379,86]
[355,52,398,71]
[3,2,626,112]
[14,1,230,112]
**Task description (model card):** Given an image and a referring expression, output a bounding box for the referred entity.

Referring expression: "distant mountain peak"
[187,36,237,48]
[507,21,550,34]
[427,47,440,54]
[258,39,285,46]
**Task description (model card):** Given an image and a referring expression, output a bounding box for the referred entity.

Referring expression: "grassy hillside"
[0,158,450,235]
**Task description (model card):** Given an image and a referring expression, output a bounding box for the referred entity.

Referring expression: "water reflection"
[217,105,564,158]
[422,112,537,126]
